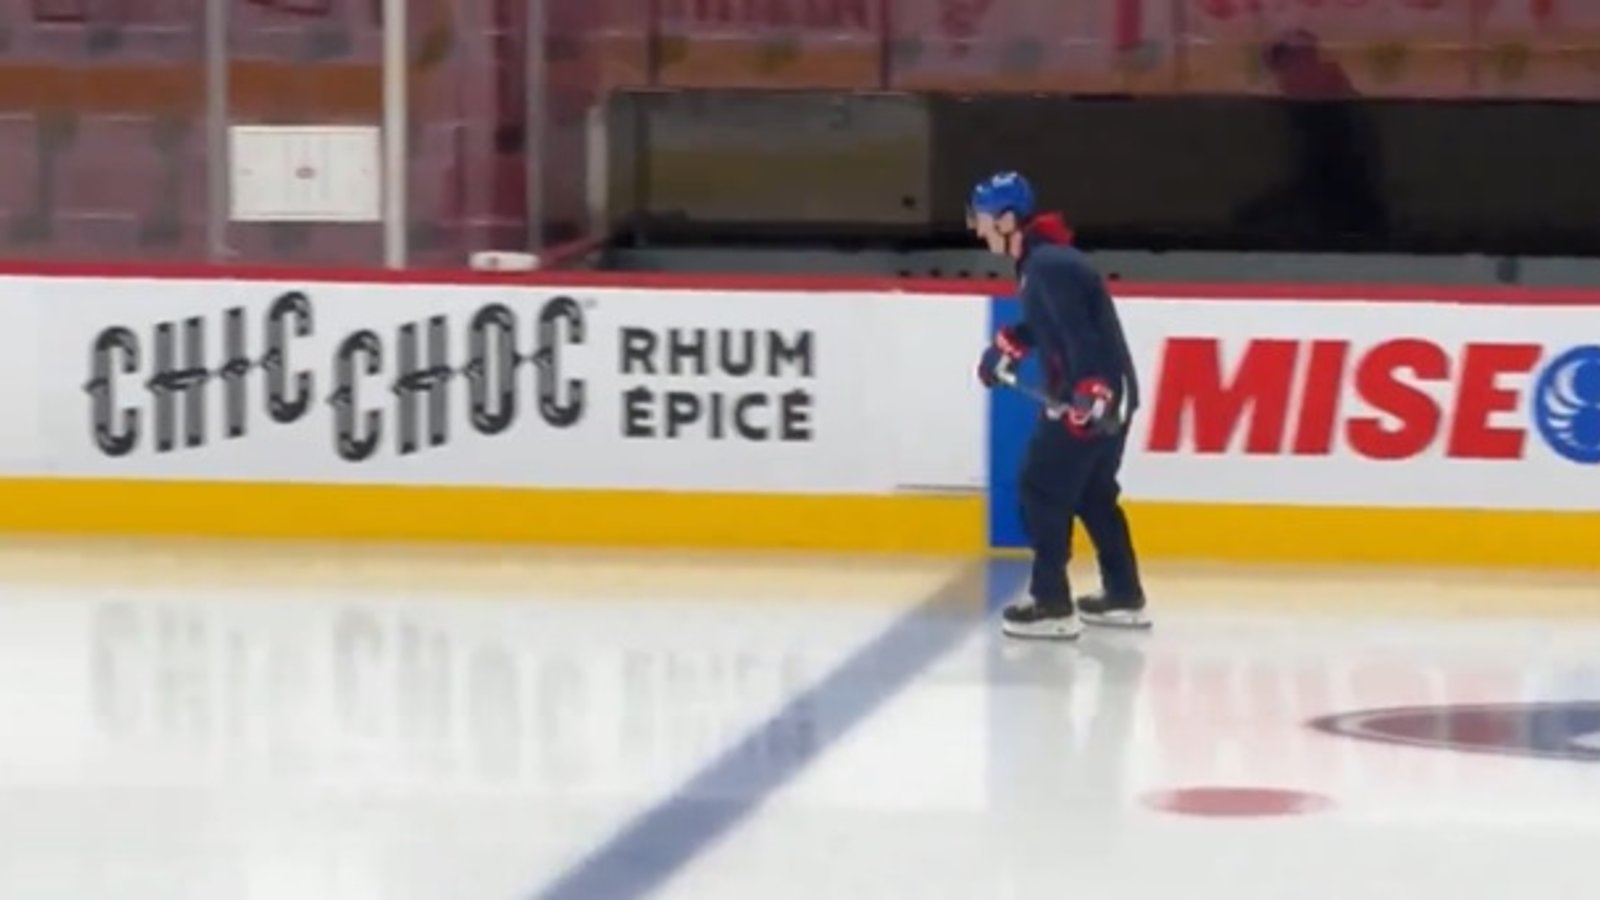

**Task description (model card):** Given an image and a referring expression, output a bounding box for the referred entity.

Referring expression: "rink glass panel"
[0,0,581,267]
[0,1,1596,267]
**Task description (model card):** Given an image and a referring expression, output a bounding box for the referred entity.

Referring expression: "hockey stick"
[997,370,1066,419]
[998,370,1127,435]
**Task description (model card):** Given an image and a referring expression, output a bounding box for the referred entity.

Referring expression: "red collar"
[1026,212,1074,246]
[1017,212,1075,271]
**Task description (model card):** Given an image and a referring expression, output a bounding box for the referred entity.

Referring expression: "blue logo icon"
[1533,345,1600,465]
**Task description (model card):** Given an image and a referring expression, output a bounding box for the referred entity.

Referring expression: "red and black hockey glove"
[977,325,1030,388]
[1063,376,1121,438]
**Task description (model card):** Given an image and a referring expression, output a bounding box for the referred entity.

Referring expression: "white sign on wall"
[229,125,382,223]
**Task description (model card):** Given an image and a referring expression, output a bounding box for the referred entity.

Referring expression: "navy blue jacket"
[1011,217,1140,418]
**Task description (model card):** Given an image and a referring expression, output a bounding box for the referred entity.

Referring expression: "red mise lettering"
[1148,337,1542,460]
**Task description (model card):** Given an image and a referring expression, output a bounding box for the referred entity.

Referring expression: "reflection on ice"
[84,598,827,792]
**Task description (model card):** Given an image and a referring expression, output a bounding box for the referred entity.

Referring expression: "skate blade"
[1080,609,1152,630]
[1001,618,1083,641]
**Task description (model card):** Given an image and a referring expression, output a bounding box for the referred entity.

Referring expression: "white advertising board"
[13,274,1594,513]
[1113,298,1600,511]
[5,277,987,495]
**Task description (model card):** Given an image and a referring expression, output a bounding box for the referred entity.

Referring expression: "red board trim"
[0,259,1597,306]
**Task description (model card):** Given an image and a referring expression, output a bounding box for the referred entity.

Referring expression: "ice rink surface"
[0,537,1597,900]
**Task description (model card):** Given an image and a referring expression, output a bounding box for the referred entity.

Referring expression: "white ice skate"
[1000,599,1083,640]
[1076,593,1152,629]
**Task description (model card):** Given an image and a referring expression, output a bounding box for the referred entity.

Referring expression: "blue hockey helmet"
[968,171,1035,221]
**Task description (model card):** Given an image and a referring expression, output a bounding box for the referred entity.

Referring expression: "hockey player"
[970,171,1150,639]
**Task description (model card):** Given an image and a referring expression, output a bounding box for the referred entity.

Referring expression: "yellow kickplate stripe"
[0,478,986,555]
[997,501,1600,570]
[0,535,973,603]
